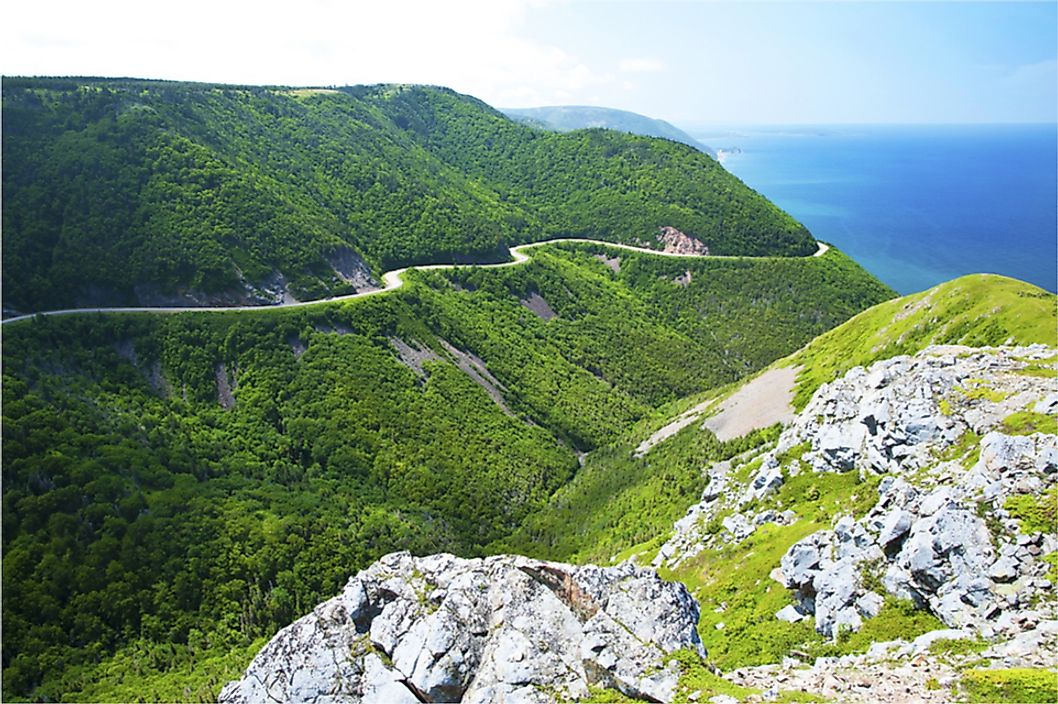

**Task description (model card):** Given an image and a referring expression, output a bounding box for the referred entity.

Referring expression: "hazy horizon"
[4,1,1054,125]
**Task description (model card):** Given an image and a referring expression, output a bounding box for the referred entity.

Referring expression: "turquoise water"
[694,125,1057,294]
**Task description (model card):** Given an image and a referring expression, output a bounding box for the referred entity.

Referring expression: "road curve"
[2,239,831,325]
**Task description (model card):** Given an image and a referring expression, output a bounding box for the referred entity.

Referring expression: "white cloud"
[1,0,611,109]
[619,57,665,73]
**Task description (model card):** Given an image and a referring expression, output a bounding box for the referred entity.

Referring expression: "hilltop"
[2,78,807,313]
[223,341,1058,703]
[501,105,714,155]
[485,273,1056,702]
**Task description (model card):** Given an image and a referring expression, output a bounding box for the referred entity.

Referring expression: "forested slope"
[1,243,888,701]
[2,78,812,313]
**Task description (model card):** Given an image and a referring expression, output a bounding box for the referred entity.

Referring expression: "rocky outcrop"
[654,345,1057,643]
[767,346,1057,639]
[328,246,379,291]
[656,226,709,256]
[219,552,703,704]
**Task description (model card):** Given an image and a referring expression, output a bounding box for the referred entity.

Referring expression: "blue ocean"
[693,124,1057,295]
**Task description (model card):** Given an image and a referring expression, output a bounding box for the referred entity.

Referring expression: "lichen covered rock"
[219,552,703,704]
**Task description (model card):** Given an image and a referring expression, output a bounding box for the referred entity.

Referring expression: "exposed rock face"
[328,246,380,291]
[219,552,703,704]
[656,226,709,256]
[654,345,1057,642]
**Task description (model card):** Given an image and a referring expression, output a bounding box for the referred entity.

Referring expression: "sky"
[3,1,1055,124]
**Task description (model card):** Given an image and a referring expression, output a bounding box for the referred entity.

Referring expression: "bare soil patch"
[440,340,515,417]
[703,365,799,441]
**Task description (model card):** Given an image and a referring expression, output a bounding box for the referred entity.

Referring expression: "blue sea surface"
[693,124,1057,294]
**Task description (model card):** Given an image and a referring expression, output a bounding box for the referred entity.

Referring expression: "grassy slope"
[787,273,1058,408]
[1,244,886,701]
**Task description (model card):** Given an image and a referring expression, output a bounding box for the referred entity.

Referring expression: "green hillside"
[2,78,811,313]
[1,242,887,701]
[500,273,1057,566]
[787,273,1058,408]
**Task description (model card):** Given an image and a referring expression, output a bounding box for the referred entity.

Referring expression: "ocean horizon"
[691,123,1058,295]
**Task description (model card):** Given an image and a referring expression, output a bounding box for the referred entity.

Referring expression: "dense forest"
[2,78,812,312]
[2,243,891,700]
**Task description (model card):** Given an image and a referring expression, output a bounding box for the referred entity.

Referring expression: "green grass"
[1042,553,1058,583]
[655,452,888,670]
[583,685,642,702]
[937,429,983,470]
[777,692,830,703]
[960,668,1058,703]
[1014,353,1058,378]
[1005,487,1058,534]
[1001,411,1058,436]
[494,422,781,564]
[655,459,944,672]
[766,467,882,523]
[928,636,990,663]
[666,520,824,670]
[670,648,759,703]
[829,598,945,655]
[959,379,1009,403]
[1015,363,1058,378]
[610,532,670,566]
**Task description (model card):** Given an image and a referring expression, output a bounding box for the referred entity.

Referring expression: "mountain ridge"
[2,77,809,312]
[501,105,715,156]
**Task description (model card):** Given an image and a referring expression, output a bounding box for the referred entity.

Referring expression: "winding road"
[1,238,830,325]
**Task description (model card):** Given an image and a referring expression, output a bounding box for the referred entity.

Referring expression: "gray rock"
[990,555,1021,583]
[776,604,808,623]
[856,591,885,619]
[709,696,739,704]
[980,432,1038,474]
[755,510,781,525]
[815,423,865,472]
[748,458,784,500]
[878,509,914,553]
[722,513,756,542]
[220,552,703,704]
[983,620,1058,659]
[814,561,863,638]
[918,486,957,517]
[1033,392,1058,415]
[910,629,972,653]
[779,537,824,589]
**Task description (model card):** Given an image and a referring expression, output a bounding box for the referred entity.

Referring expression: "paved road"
[2,239,830,325]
